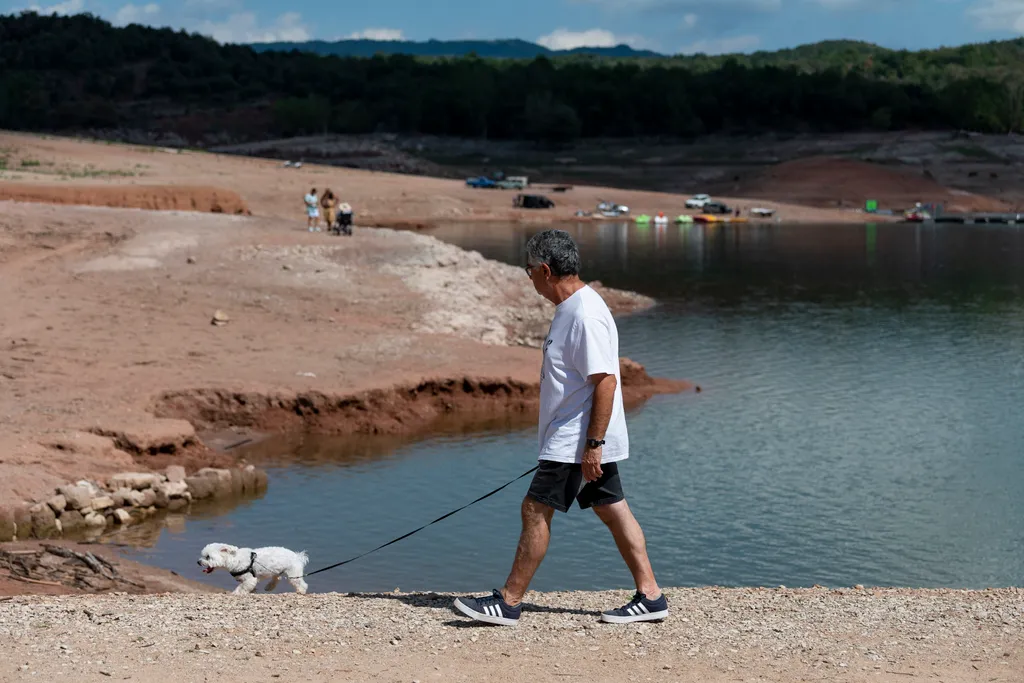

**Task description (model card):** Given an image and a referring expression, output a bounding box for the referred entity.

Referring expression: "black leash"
[299,464,539,579]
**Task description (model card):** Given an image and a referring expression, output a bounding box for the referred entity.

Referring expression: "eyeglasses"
[524,264,535,276]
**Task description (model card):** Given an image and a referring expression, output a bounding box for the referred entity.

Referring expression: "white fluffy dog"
[198,543,310,595]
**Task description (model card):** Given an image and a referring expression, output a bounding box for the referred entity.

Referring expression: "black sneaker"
[453,589,521,626]
[601,591,669,624]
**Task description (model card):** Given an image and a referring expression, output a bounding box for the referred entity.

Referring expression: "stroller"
[332,202,353,236]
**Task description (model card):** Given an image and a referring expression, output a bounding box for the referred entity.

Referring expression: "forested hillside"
[247,37,663,59]
[0,12,1021,145]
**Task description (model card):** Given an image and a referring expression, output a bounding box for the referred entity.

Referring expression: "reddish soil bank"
[0,182,250,214]
[152,359,693,437]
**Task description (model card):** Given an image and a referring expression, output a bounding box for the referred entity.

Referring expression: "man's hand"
[582,445,603,482]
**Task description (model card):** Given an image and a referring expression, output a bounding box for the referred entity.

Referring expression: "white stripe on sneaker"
[638,603,650,614]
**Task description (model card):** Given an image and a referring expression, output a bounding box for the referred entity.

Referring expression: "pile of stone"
[0,465,268,541]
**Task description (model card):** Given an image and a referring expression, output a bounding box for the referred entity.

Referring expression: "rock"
[186,256,196,264]
[0,506,17,541]
[113,509,132,524]
[29,503,59,539]
[184,476,216,500]
[60,510,85,531]
[75,480,102,496]
[158,481,188,498]
[83,512,106,528]
[91,496,115,511]
[167,498,189,512]
[112,488,135,507]
[254,468,269,493]
[59,484,93,511]
[196,468,233,498]
[196,467,231,480]
[47,494,67,514]
[138,489,157,508]
[211,310,230,326]
[165,465,187,483]
[109,472,163,490]
[230,468,244,497]
[13,506,32,540]
[152,487,169,508]
[241,466,257,494]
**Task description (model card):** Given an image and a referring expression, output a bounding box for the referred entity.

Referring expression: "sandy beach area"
[1,130,1020,681]
[1,588,1021,682]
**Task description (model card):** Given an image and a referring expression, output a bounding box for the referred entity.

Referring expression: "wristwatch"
[586,438,605,449]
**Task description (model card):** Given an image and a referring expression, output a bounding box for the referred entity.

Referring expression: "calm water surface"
[117,222,1024,594]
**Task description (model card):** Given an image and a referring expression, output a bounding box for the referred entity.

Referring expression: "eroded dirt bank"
[154,360,690,438]
[0,183,250,215]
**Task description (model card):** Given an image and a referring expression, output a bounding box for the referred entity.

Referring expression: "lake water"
[114,222,1024,594]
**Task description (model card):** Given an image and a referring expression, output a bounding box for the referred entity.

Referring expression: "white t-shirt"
[537,285,628,464]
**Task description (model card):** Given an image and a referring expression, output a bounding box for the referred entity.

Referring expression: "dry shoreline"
[1,587,1021,682]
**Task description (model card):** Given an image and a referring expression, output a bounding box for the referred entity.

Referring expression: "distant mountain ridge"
[246,37,664,59]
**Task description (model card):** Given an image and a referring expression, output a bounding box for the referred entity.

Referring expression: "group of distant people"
[303,188,353,236]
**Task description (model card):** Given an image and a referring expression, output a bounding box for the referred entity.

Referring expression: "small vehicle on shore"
[466,176,496,188]
[703,201,731,215]
[685,194,712,209]
[514,194,555,209]
[597,200,629,217]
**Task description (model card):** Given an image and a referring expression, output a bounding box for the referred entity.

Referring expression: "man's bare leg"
[593,499,661,599]
[501,496,555,606]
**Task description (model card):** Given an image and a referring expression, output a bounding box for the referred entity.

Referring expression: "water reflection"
[422,221,1024,306]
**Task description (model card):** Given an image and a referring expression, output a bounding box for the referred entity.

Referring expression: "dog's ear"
[220,547,233,554]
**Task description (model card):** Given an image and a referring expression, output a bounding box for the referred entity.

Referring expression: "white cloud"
[184,0,243,9]
[679,34,761,55]
[572,0,782,12]
[537,27,654,50]
[966,0,1024,32]
[24,0,84,14]
[804,0,904,8]
[194,10,309,43]
[346,28,405,41]
[682,12,698,27]
[114,2,159,26]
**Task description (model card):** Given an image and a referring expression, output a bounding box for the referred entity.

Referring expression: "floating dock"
[929,213,1024,225]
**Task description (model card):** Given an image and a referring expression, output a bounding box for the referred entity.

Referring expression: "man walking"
[454,229,667,626]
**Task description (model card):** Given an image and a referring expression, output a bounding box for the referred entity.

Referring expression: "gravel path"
[2,587,1021,682]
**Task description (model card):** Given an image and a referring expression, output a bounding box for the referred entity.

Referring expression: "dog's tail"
[298,550,310,567]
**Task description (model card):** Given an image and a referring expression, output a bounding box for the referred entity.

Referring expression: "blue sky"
[8,0,1024,54]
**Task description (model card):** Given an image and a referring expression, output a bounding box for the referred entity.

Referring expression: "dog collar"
[230,551,258,578]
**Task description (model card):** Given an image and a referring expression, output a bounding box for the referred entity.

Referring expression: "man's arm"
[582,372,617,482]
[587,372,617,443]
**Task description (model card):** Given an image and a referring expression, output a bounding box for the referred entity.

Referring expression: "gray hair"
[525,229,581,277]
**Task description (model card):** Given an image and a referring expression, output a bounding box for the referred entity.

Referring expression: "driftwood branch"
[2,544,145,592]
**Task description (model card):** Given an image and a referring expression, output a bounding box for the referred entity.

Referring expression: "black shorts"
[526,460,625,513]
